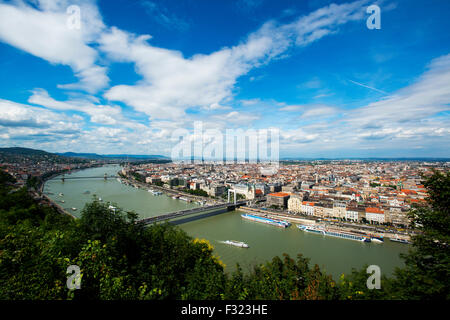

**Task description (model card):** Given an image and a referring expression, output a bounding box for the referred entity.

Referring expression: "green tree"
[392,170,450,299]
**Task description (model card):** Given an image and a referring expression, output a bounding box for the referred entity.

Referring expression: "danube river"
[44,164,410,280]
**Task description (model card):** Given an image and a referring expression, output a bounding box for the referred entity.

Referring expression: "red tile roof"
[268,192,290,198]
[366,207,384,214]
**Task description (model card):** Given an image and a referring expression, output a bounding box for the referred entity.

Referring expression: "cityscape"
[0,0,449,309]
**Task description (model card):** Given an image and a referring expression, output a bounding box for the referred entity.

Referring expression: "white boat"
[71,207,77,211]
[221,240,249,248]
[98,197,102,201]
[241,214,290,228]
[58,193,64,196]
[390,237,411,244]
[61,200,65,203]
[148,189,163,195]
[297,225,371,242]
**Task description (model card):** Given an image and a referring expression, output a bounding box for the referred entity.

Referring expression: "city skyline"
[0,0,449,158]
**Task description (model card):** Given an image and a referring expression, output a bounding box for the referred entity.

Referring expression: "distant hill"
[0,147,53,156]
[0,147,170,162]
[0,147,87,164]
[57,152,170,160]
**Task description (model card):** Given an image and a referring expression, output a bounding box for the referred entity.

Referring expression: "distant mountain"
[56,152,170,160]
[0,147,53,156]
[0,147,87,163]
[0,147,170,162]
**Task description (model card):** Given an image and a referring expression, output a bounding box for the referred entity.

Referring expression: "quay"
[239,207,412,242]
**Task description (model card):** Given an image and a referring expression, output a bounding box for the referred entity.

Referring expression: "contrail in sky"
[348,79,388,95]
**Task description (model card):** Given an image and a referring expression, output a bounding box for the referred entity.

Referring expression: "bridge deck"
[61,175,119,179]
[137,200,247,225]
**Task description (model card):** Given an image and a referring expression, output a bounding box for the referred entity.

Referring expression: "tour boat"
[390,237,411,244]
[371,236,384,243]
[297,225,371,242]
[241,214,290,228]
[221,240,249,248]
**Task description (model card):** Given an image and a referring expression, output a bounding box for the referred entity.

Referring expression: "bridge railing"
[137,200,248,225]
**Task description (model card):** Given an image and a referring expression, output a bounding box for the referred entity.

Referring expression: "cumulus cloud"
[0,0,108,92]
[0,98,82,146]
[346,54,450,126]
[28,89,123,125]
[99,0,369,120]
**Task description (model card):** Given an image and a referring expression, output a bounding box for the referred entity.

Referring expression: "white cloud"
[0,98,82,146]
[28,89,122,125]
[346,53,450,126]
[100,1,369,120]
[0,0,108,92]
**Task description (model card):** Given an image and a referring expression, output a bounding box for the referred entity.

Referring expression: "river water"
[44,164,410,280]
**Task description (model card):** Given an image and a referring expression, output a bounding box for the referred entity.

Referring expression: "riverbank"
[240,206,412,242]
[120,174,222,206]
[37,164,105,219]
[41,193,77,219]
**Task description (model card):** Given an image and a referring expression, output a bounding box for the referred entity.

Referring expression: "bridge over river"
[137,200,248,225]
[60,174,119,181]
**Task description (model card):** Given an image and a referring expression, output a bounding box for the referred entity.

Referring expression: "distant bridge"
[137,200,248,225]
[60,174,119,181]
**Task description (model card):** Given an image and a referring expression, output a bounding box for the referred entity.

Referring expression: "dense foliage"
[0,169,448,300]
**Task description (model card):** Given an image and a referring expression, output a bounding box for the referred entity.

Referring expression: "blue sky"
[0,0,449,158]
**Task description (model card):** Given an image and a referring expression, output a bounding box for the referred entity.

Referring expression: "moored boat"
[371,236,384,243]
[390,237,411,244]
[298,224,372,242]
[241,214,290,228]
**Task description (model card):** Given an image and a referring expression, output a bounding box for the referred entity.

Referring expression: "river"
[44,164,410,280]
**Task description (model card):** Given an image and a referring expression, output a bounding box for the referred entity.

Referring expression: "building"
[346,206,365,222]
[287,195,303,213]
[254,183,269,195]
[146,176,161,184]
[332,201,347,219]
[267,192,290,209]
[232,183,256,200]
[387,207,409,226]
[202,184,226,197]
[301,201,315,216]
[365,207,385,224]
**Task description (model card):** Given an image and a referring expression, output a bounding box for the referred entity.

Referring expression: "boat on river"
[297,225,371,242]
[241,214,290,228]
[221,240,249,248]
[390,237,411,244]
